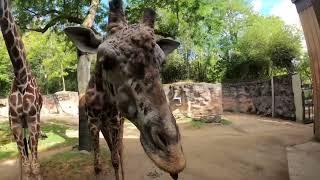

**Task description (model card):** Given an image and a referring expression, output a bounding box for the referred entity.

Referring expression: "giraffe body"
[66,0,186,179]
[0,0,42,179]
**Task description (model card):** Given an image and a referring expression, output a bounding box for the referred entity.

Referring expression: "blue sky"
[251,0,301,27]
[101,0,127,7]
[253,0,280,15]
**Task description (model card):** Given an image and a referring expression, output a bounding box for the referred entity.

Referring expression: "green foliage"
[297,53,312,84]
[223,59,271,82]
[161,52,188,83]
[24,31,78,93]
[0,0,308,96]
[0,36,12,97]
[268,26,302,74]
[12,0,108,32]
[0,31,77,96]
[222,15,303,82]
[128,0,305,84]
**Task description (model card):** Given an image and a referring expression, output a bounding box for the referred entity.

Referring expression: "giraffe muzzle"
[140,124,186,175]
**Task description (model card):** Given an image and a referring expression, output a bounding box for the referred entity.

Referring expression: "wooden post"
[292,0,320,140]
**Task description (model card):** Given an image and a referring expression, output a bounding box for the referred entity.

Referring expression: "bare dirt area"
[0,113,313,180]
[112,113,313,180]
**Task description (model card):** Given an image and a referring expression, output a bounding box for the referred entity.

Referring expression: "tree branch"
[82,0,101,28]
[24,8,60,17]
[27,15,83,33]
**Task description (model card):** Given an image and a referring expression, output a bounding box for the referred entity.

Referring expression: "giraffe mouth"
[140,132,186,174]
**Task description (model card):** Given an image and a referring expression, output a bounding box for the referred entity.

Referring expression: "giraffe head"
[65,0,186,176]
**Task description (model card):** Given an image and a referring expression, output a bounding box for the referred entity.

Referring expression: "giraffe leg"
[27,113,42,180]
[101,117,122,180]
[119,118,125,180]
[10,116,31,180]
[88,117,102,175]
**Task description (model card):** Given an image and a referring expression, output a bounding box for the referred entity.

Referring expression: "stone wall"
[163,82,223,122]
[0,84,223,122]
[42,91,79,116]
[0,79,296,121]
[222,75,296,119]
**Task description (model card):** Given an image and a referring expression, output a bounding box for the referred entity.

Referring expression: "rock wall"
[0,84,223,122]
[163,82,223,122]
[2,78,295,121]
[42,91,79,116]
[222,75,296,119]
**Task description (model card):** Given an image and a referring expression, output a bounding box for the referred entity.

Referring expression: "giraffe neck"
[0,0,30,91]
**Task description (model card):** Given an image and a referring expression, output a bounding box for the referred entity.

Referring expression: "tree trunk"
[62,76,66,92]
[61,64,66,91]
[78,0,101,151]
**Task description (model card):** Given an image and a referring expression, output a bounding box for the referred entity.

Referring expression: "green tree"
[23,32,77,93]
[0,36,12,97]
[269,25,302,74]
[161,52,188,83]
[222,15,303,82]
[297,53,312,84]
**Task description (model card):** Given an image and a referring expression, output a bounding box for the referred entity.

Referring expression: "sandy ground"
[0,113,314,180]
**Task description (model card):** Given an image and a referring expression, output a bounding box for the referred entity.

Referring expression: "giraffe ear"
[157,38,180,56]
[64,26,103,54]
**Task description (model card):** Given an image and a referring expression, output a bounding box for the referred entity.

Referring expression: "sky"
[252,0,301,28]
[252,0,307,50]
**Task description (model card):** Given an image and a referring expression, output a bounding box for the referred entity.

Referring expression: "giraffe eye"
[144,106,152,115]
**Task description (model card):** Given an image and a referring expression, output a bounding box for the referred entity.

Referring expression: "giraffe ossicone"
[0,0,43,180]
[65,0,186,179]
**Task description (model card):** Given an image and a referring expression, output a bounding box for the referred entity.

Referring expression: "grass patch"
[0,120,77,161]
[188,117,232,129]
[0,122,11,144]
[221,119,232,126]
[41,149,110,179]
[190,120,206,129]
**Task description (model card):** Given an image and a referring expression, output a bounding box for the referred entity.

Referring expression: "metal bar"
[271,76,275,118]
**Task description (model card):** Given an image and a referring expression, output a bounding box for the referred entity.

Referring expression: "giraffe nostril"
[151,128,168,152]
[158,133,168,147]
[170,173,179,180]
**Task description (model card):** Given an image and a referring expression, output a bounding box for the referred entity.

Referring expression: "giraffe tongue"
[170,173,178,180]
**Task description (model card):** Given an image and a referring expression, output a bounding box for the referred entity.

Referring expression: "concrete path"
[287,141,320,180]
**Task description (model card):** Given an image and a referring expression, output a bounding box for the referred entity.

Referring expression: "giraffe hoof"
[21,161,31,176]
[31,162,41,176]
[34,174,43,180]
[94,164,103,175]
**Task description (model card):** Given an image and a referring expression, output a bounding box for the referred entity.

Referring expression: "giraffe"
[0,0,43,179]
[65,0,186,179]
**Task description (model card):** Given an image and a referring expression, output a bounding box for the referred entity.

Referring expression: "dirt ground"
[0,113,314,180]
